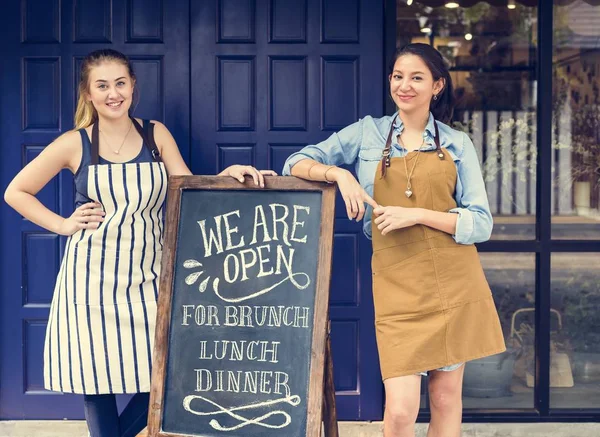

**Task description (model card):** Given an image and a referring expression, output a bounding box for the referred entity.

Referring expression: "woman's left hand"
[373,206,423,235]
[219,165,277,187]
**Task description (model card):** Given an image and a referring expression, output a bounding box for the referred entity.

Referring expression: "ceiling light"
[445,2,460,8]
[407,0,414,5]
[421,27,432,33]
[464,33,473,41]
[507,0,516,9]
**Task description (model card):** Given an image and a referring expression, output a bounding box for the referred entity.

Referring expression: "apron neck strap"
[91,121,100,165]
[90,117,162,165]
[380,115,397,179]
[380,114,443,179]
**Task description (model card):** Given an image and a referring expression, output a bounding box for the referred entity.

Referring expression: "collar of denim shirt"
[392,111,436,141]
[391,111,463,158]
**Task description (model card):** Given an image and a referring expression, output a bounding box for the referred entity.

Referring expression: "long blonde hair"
[74,49,137,130]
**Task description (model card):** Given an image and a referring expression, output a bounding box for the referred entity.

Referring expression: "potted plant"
[558,277,600,384]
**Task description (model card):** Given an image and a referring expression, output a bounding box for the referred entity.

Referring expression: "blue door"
[190,0,385,420]
[1,0,384,421]
[0,0,189,419]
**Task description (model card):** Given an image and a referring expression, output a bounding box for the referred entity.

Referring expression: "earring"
[433,95,438,101]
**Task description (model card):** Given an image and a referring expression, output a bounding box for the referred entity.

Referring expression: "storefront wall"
[1,0,599,423]
[390,0,600,421]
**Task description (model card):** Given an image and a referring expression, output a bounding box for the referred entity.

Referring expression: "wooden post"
[322,323,339,437]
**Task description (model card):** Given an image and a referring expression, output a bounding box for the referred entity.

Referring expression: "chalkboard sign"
[147,176,337,437]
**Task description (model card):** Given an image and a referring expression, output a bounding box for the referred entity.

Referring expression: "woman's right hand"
[330,168,378,221]
[57,202,105,236]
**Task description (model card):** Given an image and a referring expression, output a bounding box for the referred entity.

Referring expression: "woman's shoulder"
[142,118,164,128]
[143,118,170,136]
[365,114,396,128]
[435,119,471,159]
[53,129,84,152]
[40,129,85,174]
[357,114,396,144]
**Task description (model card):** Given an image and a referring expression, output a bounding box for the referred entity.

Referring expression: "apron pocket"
[372,249,443,320]
[429,171,454,212]
[413,170,453,212]
[432,246,492,309]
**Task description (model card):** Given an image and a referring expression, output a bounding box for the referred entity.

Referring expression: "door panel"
[190,0,384,420]
[0,0,189,419]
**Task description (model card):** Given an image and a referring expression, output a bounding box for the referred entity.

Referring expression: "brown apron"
[371,118,506,380]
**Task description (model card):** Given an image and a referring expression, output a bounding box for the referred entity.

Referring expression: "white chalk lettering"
[275,371,291,396]
[194,369,292,396]
[182,305,194,325]
[222,210,245,251]
[201,340,280,363]
[270,204,291,246]
[258,341,280,364]
[195,369,212,391]
[239,305,252,327]
[225,307,239,326]
[290,205,310,243]
[250,205,272,245]
[256,244,274,278]
[260,371,273,394]
[239,248,257,281]
[215,370,224,392]
[199,340,213,360]
[223,253,239,283]
[197,216,224,257]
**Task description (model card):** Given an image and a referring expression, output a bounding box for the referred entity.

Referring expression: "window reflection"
[552,1,600,239]
[551,253,600,408]
[463,253,535,409]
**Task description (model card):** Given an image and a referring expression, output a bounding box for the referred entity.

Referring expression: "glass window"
[550,253,600,408]
[396,1,539,240]
[463,253,535,409]
[552,1,600,239]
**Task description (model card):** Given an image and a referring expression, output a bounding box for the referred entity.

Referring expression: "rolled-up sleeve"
[449,132,493,244]
[282,119,364,175]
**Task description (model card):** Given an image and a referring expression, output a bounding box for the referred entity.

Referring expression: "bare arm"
[291,158,377,221]
[153,120,276,185]
[4,130,103,235]
[290,158,337,182]
[373,206,458,236]
[417,209,458,235]
[153,121,193,176]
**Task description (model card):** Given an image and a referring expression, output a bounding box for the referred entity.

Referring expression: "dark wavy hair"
[389,43,455,124]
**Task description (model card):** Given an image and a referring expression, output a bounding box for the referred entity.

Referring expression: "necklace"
[399,136,425,198]
[99,120,133,155]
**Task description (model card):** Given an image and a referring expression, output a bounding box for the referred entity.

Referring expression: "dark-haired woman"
[4,49,276,437]
[283,43,505,437]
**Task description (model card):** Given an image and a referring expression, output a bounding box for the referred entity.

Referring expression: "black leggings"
[83,393,149,437]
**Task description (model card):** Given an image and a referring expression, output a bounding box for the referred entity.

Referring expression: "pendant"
[405,190,412,198]
[114,150,120,154]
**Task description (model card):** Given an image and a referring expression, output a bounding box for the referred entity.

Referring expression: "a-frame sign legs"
[322,329,339,437]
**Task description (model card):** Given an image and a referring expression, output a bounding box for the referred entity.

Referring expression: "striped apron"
[44,119,167,394]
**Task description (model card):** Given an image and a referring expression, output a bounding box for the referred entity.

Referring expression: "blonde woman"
[4,48,275,437]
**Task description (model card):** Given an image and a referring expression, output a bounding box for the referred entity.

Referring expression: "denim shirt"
[282,112,493,244]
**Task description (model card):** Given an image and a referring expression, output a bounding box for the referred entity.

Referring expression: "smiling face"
[389,54,444,116]
[85,61,135,121]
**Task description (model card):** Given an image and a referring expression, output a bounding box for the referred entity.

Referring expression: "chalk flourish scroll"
[182,394,301,431]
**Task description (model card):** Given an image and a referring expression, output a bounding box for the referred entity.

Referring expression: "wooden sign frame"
[146,176,338,437]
